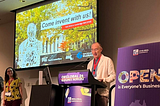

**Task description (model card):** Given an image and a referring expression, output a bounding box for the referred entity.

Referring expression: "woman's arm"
[19,83,22,99]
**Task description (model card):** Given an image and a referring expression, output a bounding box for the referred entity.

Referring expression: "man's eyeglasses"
[91,48,99,51]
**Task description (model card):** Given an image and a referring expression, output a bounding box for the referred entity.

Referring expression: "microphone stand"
[68,58,91,71]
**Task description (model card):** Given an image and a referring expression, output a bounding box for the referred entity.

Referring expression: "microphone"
[68,58,91,71]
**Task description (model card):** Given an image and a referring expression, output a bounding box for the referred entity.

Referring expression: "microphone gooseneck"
[68,58,90,71]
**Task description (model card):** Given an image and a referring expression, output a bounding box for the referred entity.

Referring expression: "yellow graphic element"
[80,87,91,96]
[65,88,70,98]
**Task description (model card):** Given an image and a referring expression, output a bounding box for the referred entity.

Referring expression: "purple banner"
[64,86,91,106]
[58,71,89,84]
[115,42,160,106]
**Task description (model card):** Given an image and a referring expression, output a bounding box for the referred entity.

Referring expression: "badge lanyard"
[93,55,101,76]
[8,78,13,91]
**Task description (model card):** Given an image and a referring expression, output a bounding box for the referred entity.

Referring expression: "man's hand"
[98,79,103,82]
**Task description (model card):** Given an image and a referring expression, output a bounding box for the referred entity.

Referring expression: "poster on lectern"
[64,86,91,106]
[115,42,160,106]
[58,71,89,84]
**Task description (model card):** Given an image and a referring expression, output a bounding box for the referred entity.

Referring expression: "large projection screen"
[14,0,97,69]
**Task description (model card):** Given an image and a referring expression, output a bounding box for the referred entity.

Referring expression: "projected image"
[15,0,97,69]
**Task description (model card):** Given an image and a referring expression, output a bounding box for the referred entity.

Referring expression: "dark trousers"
[5,99,21,106]
[95,93,109,106]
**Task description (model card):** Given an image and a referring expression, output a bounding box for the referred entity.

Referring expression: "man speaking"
[87,42,116,106]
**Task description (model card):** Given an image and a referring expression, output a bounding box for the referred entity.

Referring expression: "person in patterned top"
[3,67,22,106]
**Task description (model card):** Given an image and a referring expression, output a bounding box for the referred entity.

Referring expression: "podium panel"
[64,86,91,106]
[29,84,63,106]
[58,70,107,106]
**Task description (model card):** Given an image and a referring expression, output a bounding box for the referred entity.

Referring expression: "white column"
[44,41,47,53]
[47,37,51,53]
[39,71,43,85]
[51,43,54,53]
[55,38,58,52]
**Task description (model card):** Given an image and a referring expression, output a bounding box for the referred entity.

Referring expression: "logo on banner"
[66,55,74,60]
[133,49,149,56]
[67,97,72,103]
[133,49,139,56]
[77,52,83,59]
[80,87,91,96]
[67,97,82,103]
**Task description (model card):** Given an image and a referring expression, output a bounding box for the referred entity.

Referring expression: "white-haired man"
[87,42,116,106]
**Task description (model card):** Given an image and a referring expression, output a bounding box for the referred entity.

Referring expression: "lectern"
[58,70,107,106]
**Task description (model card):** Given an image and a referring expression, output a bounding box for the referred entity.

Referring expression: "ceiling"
[0,0,45,25]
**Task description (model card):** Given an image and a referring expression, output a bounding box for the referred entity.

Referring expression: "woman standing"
[3,67,22,106]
